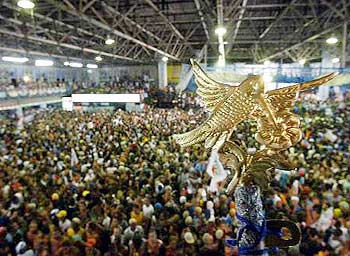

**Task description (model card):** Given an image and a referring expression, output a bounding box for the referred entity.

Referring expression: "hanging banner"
[167,64,182,83]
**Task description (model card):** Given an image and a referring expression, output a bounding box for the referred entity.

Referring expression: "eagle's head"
[240,75,265,97]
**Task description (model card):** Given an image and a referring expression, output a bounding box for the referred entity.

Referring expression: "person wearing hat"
[182,231,197,255]
[56,210,72,232]
[51,193,59,201]
[214,229,226,255]
[82,190,90,198]
[185,216,193,227]
[85,237,102,256]
[193,206,203,229]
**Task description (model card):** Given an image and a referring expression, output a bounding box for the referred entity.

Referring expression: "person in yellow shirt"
[130,205,144,225]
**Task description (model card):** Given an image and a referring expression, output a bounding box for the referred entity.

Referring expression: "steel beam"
[0,29,136,61]
[223,15,315,22]
[0,46,85,61]
[151,39,325,46]
[193,0,209,40]
[45,0,180,60]
[321,0,345,19]
[0,14,97,47]
[2,2,105,41]
[259,0,298,40]
[233,3,325,9]
[259,23,346,62]
[101,1,162,42]
[226,0,248,55]
[232,0,247,43]
[342,22,347,68]
[225,0,242,19]
[82,0,99,13]
[144,0,185,41]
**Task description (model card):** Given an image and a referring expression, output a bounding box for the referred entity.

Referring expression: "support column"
[342,22,347,68]
[158,60,168,88]
[16,107,23,128]
[216,0,225,67]
[318,50,331,100]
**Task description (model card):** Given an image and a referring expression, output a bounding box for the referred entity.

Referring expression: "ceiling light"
[215,27,227,36]
[87,70,92,74]
[23,75,30,83]
[35,59,54,67]
[264,60,271,66]
[95,56,103,62]
[2,56,29,63]
[105,37,115,45]
[162,56,168,62]
[63,61,70,66]
[17,0,35,9]
[69,62,83,68]
[331,57,340,63]
[86,64,98,69]
[298,59,306,65]
[326,36,338,45]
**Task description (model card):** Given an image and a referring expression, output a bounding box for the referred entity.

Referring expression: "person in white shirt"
[122,218,144,245]
[142,197,154,219]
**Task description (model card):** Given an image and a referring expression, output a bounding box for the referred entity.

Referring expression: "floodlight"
[86,64,98,69]
[2,56,29,63]
[331,57,340,63]
[17,0,35,9]
[69,62,83,68]
[23,75,30,82]
[105,37,115,45]
[326,36,338,45]
[35,60,54,67]
[298,59,306,65]
[215,27,227,36]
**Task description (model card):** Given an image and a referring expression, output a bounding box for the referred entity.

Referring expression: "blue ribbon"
[225,214,282,255]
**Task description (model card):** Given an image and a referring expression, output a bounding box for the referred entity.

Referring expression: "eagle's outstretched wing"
[266,72,337,112]
[190,59,238,112]
[173,77,258,148]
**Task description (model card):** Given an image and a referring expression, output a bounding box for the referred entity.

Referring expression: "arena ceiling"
[0,0,349,65]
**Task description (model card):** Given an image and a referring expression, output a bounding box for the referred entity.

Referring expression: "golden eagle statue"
[174,59,337,151]
[173,60,337,251]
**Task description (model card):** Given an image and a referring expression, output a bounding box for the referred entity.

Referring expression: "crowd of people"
[0,94,349,255]
[72,80,149,95]
[72,79,199,110]
[0,79,67,100]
